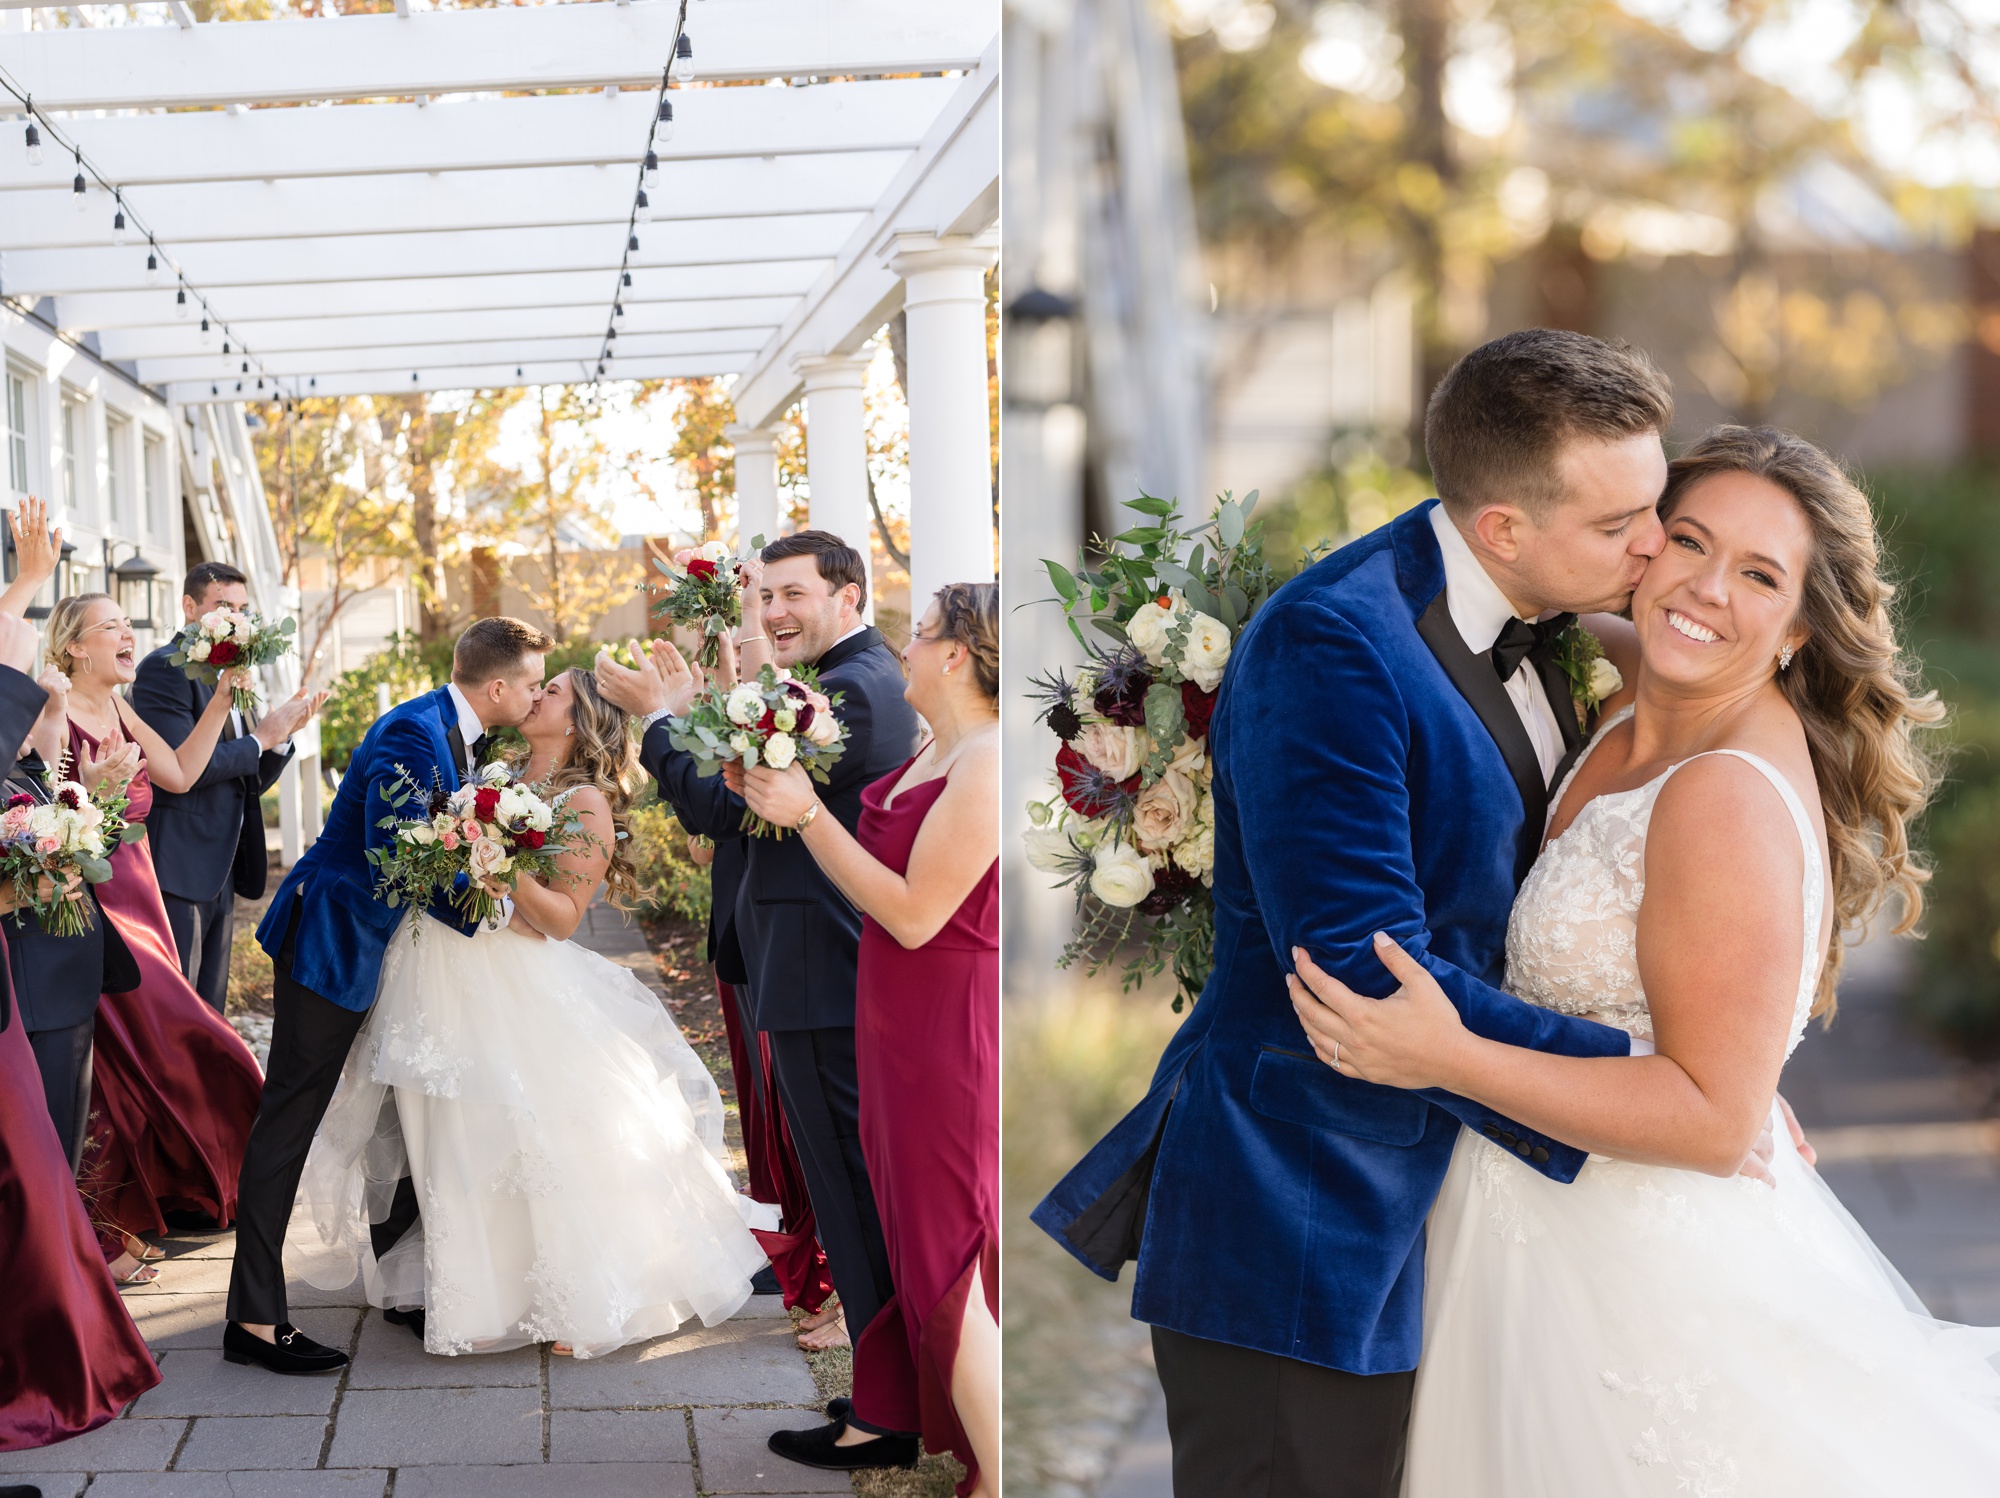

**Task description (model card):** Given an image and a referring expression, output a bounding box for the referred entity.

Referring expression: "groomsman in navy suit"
[132,562,319,1013]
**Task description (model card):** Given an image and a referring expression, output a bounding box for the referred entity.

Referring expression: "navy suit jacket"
[255,685,478,1011]
[640,627,920,1030]
[1032,501,1632,1375]
[0,666,49,1032]
[3,755,140,1032]
[132,644,292,905]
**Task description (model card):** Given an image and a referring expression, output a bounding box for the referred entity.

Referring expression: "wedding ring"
[1332,1041,1341,1071]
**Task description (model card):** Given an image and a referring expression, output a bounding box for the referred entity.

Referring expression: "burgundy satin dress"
[846,757,998,1495]
[71,719,262,1244]
[0,970,160,1447]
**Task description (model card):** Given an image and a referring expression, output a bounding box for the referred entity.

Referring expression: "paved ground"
[0,900,845,1498]
[1090,932,2000,1495]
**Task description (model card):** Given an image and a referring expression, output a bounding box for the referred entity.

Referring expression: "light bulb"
[635,188,652,223]
[606,324,617,341]
[629,233,640,253]
[614,301,625,319]
[24,121,41,168]
[675,33,695,83]
[112,207,126,244]
[200,317,211,345]
[657,99,675,142]
[176,288,188,318]
[146,250,160,285]
[222,341,231,355]
[622,271,632,288]
[643,150,658,189]
[71,171,86,211]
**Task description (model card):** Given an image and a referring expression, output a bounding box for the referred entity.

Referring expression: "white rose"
[200,610,230,636]
[1173,819,1215,881]
[1180,610,1233,692]
[1166,736,1207,779]
[1124,597,1179,667]
[805,710,840,747]
[467,836,511,880]
[403,823,436,846]
[1022,823,1078,874]
[1131,768,1199,853]
[26,805,58,840]
[726,684,766,726]
[763,732,797,770]
[699,539,731,563]
[479,760,511,785]
[189,640,212,663]
[729,730,754,756]
[1089,841,1156,908]
[1074,722,1146,781]
[1587,656,1623,703]
[232,613,255,644]
[527,802,554,833]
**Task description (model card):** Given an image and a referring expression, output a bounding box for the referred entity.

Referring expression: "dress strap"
[1667,749,1817,873]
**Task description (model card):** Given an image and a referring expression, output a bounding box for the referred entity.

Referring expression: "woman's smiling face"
[69,599,139,685]
[1632,469,1814,697]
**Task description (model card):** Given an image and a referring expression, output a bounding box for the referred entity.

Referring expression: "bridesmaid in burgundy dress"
[44,594,264,1260]
[0,606,160,1450]
[741,583,999,1497]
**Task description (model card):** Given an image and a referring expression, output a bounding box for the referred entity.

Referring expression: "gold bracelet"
[794,802,820,834]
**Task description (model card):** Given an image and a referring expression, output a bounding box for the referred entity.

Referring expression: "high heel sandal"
[111,1255,159,1286]
[124,1234,165,1263]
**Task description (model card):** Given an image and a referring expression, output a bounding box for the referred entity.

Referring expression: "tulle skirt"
[296,918,774,1359]
[1406,1106,2000,1496]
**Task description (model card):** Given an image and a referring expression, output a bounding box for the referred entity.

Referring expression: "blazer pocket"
[1248,1046,1430,1148]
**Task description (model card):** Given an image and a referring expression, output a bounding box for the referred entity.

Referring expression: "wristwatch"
[795,803,820,834]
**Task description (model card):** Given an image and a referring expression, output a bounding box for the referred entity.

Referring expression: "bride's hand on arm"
[1288,935,1485,1092]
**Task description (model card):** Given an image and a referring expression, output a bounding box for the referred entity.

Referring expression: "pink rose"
[673,548,697,567]
[35,836,58,855]
[439,831,460,850]
[462,818,482,840]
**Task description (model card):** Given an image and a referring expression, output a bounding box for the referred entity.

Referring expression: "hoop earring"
[1778,644,1795,671]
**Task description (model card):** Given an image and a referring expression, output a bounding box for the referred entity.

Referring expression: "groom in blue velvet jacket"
[1035,331,1679,1495]
[225,616,553,1376]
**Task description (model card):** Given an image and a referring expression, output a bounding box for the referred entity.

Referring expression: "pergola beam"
[0,214,865,297]
[52,261,831,332]
[166,358,742,406]
[0,154,901,252]
[0,81,955,193]
[0,1,989,113]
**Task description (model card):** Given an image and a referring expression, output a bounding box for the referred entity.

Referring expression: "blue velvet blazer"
[1032,501,1633,1375]
[256,685,478,1012]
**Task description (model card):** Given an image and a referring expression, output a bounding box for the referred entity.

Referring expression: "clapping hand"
[594,638,674,719]
[79,726,140,796]
[253,685,328,750]
[9,497,61,593]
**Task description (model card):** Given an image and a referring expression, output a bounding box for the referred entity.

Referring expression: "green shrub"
[1912,784,2000,1059]
[317,632,441,772]
[625,791,712,926]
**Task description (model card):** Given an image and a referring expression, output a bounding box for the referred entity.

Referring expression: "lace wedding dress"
[295,905,775,1359]
[1405,707,2000,1496]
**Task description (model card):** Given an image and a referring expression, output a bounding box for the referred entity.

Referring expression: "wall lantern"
[112,549,161,630]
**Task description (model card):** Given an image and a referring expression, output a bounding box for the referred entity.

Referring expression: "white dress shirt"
[1428,505,1568,787]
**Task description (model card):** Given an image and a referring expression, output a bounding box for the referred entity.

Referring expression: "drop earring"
[1778,643,1795,671]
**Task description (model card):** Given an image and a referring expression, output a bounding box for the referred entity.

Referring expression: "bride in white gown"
[297,667,773,1358]
[1289,427,2000,1495]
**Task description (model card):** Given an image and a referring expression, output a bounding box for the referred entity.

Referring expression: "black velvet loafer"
[767,1419,919,1471]
[826,1396,852,1421]
[382,1306,426,1342]
[1,1483,45,1498]
[222,1320,349,1374]
[750,1264,782,1295]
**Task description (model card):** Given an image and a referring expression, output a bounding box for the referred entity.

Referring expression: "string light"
[657,98,675,142]
[629,233,640,252]
[643,150,658,189]
[176,286,188,318]
[614,301,625,319]
[146,245,160,284]
[674,32,695,83]
[23,117,40,167]
[112,199,127,244]
[70,149,85,211]
[200,317,211,345]
[590,0,685,387]
[635,189,652,223]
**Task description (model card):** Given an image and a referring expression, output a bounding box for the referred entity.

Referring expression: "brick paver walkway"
[0,900,837,1498]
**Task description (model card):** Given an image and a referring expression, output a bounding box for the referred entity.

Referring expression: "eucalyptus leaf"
[1226,583,1250,619]
[1216,588,1239,628]
[1092,617,1131,644]
[1216,502,1245,549]
[1240,488,1260,520]
[1154,561,1196,589]
[1182,579,1220,619]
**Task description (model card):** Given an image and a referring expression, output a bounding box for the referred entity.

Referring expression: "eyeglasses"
[79,617,131,638]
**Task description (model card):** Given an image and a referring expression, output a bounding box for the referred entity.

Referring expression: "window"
[5,369,30,498]
[61,399,79,513]
[143,433,164,538]
[106,413,128,528]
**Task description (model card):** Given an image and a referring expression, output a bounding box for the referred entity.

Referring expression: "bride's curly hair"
[1658,426,1945,1019]
[534,667,643,910]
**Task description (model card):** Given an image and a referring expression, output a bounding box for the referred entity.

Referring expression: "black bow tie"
[1490,613,1575,683]
[469,732,494,769]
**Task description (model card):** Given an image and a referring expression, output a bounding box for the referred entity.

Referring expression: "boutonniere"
[1551,622,1623,730]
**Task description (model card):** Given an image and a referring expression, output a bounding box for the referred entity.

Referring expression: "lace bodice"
[1503,707,1826,1059]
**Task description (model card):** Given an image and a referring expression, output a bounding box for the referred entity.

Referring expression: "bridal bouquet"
[665,663,846,838]
[169,606,296,711]
[0,764,141,937]
[649,534,765,668]
[368,763,589,934]
[1025,490,1305,1010]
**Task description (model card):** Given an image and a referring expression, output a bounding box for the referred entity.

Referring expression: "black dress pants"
[227,901,417,1325]
[164,884,235,1016]
[26,1018,93,1172]
[762,1021,895,1345]
[1152,1324,1416,1498]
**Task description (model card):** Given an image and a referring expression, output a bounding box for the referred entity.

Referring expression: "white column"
[886,231,998,614]
[789,351,875,620]
[724,422,781,551]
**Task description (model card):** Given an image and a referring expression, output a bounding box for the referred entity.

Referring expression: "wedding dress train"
[296,915,774,1359]
[1406,708,2000,1496]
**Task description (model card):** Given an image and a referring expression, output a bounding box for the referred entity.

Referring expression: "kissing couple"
[1037,329,2000,1495]
[223,616,769,1373]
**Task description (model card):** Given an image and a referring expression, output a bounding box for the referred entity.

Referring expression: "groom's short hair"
[453,616,555,686]
[1427,329,1673,520]
[761,530,867,598]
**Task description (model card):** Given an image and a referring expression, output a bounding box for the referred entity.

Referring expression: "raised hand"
[593,639,670,719]
[645,638,700,717]
[709,630,739,691]
[9,496,61,593]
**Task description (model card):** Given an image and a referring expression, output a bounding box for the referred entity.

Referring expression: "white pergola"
[0,0,998,855]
